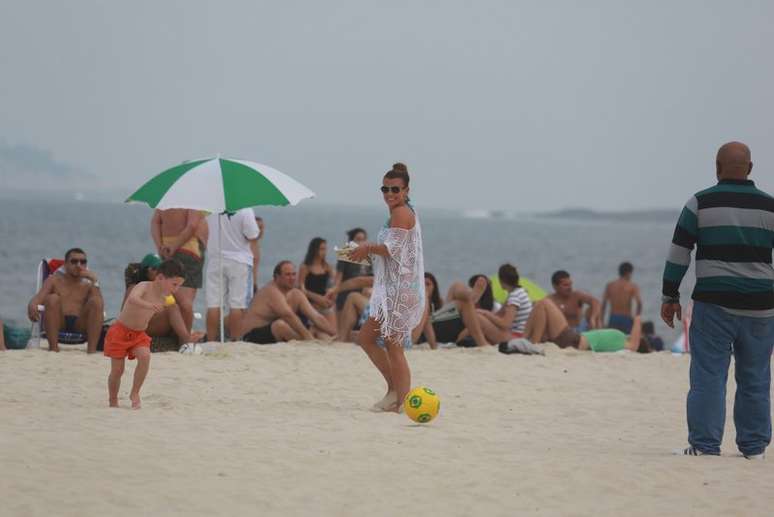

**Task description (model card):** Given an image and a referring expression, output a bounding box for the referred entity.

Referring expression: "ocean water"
[0,198,689,340]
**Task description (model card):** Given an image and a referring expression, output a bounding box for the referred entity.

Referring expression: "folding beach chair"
[30,258,88,348]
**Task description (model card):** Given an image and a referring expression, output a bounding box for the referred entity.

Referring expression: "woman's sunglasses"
[380,186,403,194]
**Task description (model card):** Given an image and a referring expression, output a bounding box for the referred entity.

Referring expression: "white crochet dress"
[368,213,425,343]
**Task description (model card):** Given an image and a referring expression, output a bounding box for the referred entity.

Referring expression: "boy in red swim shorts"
[105,259,185,409]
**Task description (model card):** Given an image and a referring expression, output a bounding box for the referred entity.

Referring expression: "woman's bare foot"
[370,391,397,412]
[384,401,404,413]
[109,398,119,408]
[130,393,141,410]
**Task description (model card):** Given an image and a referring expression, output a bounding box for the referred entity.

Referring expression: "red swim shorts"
[103,321,151,360]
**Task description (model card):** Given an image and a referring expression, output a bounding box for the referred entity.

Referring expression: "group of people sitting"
[236,230,661,354]
[15,218,660,355]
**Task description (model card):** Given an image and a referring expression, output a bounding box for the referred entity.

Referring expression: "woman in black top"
[298,237,336,333]
[331,228,373,311]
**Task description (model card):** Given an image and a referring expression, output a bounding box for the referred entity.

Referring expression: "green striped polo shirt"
[662,179,774,317]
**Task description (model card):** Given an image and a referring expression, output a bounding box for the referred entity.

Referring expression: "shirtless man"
[548,270,601,331]
[602,262,642,333]
[237,260,336,343]
[27,248,104,353]
[150,209,208,331]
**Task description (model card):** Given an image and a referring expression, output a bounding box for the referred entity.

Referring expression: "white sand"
[1,342,772,517]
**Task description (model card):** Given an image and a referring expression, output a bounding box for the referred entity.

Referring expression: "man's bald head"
[716,141,752,180]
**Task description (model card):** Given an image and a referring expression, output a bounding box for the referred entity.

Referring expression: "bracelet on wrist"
[661,295,679,304]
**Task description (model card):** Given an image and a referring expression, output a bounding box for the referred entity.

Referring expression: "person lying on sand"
[501,298,647,353]
[237,260,336,344]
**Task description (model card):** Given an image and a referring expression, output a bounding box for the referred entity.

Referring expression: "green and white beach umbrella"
[126,157,315,211]
[126,156,314,344]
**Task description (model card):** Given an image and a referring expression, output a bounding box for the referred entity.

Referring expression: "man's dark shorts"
[243,324,277,345]
[173,250,204,289]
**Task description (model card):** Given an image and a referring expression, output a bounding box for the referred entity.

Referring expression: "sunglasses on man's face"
[380,186,403,194]
[69,258,87,265]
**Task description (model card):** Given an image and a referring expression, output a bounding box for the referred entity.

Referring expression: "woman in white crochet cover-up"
[349,163,425,412]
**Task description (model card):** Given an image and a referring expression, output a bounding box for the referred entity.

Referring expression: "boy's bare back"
[120,281,165,330]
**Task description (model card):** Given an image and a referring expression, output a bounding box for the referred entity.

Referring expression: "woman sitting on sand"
[467,263,533,343]
[297,237,337,333]
[413,272,442,349]
[342,272,441,347]
[329,227,373,312]
[422,274,495,347]
[123,254,202,346]
[501,297,648,353]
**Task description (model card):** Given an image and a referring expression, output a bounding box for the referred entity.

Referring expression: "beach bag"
[3,323,32,350]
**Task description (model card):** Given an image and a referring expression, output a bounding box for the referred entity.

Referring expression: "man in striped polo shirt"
[662,141,774,459]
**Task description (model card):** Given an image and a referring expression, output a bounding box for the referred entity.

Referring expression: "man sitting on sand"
[549,270,602,331]
[237,260,336,344]
[602,262,642,333]
[27,248,104,353]
[501,298,646,353]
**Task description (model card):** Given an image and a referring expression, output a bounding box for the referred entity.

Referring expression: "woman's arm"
[349,242,388,261]
[478,305,517,331]
[424,319,438,350]
[329,269,344,294]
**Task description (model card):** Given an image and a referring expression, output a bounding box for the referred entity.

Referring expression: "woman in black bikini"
[330,227,373,312]
[298,237,337,334]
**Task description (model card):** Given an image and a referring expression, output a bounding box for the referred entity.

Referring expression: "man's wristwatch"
[661,295,679,304]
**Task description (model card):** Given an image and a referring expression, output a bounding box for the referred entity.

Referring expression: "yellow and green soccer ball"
[404,387,440,424]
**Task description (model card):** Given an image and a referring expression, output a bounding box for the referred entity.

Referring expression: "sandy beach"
[1,342,772,517]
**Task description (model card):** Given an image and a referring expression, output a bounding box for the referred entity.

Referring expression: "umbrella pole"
[219,212,225,345]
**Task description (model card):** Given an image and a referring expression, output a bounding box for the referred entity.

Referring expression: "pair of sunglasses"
[380,186,403,194]
[69,258,88,265]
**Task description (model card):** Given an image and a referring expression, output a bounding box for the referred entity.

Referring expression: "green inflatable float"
[490,275,547,304]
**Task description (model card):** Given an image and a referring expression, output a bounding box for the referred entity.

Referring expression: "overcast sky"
[1,1,773,211]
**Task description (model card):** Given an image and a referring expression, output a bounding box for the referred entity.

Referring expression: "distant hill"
[538,207,679,223]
